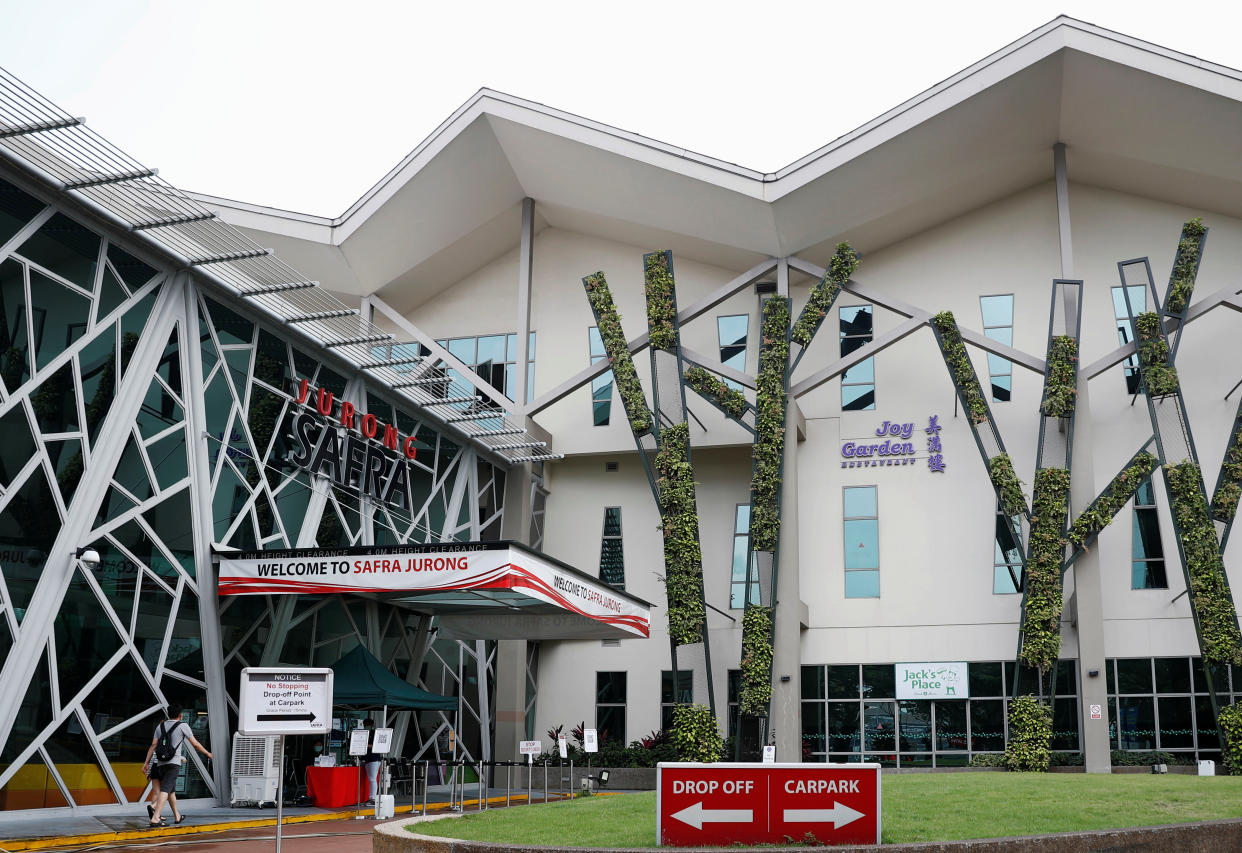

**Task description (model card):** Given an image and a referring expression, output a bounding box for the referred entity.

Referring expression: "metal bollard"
[527,760,533,805]
[421,761,429,816]
[477,763,484,811]
[506,762,511,808]
[543,761,548,804]
[570,760,574,800]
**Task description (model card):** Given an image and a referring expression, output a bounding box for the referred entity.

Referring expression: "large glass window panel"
[730,504,755,608]
[843,521,879,569]
[970,699,1005,751]
[16,212,100,291]
[599,507,624,589]
[861,665,895,698]
[0,257,32,391]
[898,700,932,751]
[801,666,825,700]
[1116,658,1153,694]
[845,569,879,598]
[1154,657,1191,694]
[1116,697,1155,750]
[863,701,895,754]
[1157,696,1194,749]
[1111,285,1147,393]
[596,671,626,704]
[827,702,861,753]
[1051,697,1080,751]
[717,314,748,390]
[802,702,826,759]
[0,177,45,247]
[980,295,1013,403]
[843,486,877,517]
[589,327,612,426]
[935,700,968,751]
[979,295,1014,328]
[1132,476,1166,589]
[840,305,875,410]
[828,665,860,700]
[969,662,1003,697]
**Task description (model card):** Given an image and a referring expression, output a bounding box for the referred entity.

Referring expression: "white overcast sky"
[2,1,1240,216]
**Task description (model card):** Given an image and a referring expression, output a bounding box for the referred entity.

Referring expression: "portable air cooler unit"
[229,733,280,807]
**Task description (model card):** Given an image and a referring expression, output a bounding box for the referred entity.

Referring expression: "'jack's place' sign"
[894,661,968,699]
[840,415,947,473]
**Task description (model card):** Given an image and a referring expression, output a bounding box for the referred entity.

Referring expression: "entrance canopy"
[217,541,651,641]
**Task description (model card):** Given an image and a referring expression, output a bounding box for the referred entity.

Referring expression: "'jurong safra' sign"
[285,379,421,513]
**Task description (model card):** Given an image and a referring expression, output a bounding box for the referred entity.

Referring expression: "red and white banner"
[217,542,649,638]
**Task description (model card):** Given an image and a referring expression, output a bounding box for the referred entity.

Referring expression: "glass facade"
[801,660,1079,767]
[660,670,693,731]
[717,314,748,391]
[595,671,626,744]
[1131,477,1166,589]
[435,332,535,403]
[599,507,624,589]
[840,305,875,410]
[729,504,756,609]
[843,486,879,598]
[994,502,1022,595]
[1111,285,1146,394]
[0,177,506,811]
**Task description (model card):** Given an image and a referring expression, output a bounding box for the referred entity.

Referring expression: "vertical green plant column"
[738,606,774,716]
[583,272,653,434]
[656,421,706,646]
[1165,218,1207,315]
[1066,452,1160,547]
[1040,335,1078,418]
[1211,420,1242,523]
[1164,462,1242,666]
[684,365,749,421]
[670,703,724,763]
[1220,704,1242,775]
[750,297,790,551]
[1004,695,1052,772]
[791,243,858,347]
[645,250,677,352]
[1019,467,1071,674]
[930,311,989,424]
[1134,312,1179,396]
[988,454,1027,518]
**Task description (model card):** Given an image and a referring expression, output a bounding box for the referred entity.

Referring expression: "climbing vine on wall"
[584,272,653,433]
[1164,462,1242,666]
[1134,312,1179,397]
[1165,218,1207,315]
[1004,695,1053,772]
[685,366,749,421]
[1020,467,1071,674]
[750,297,790,552]
[738,606,775,717]
[670,704,724,763]
[1040,335,1078,418]
[1221,704,1242,775]
[931,311,989,424]
[791,243,858,347]
[655,421,706,646]
[645,251,678,352]
[989,454,1027,518]
[1066,452,1160,548]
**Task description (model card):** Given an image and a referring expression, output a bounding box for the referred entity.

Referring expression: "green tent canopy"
[329,645,457,711]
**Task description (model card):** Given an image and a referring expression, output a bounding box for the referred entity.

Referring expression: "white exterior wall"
[395,178,1242,746]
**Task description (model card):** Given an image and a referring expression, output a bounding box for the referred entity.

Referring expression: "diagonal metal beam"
[791,316,925,397]
[789,256,1045,374]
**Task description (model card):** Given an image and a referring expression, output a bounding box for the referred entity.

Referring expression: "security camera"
[75,547,101,570]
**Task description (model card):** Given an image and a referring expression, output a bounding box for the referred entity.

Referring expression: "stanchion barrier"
[421,760,429,816]
[505,762,511,807]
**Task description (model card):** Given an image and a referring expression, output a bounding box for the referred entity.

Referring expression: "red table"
[306,765,365,808]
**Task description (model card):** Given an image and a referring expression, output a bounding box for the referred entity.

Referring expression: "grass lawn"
[412,773,1242,846]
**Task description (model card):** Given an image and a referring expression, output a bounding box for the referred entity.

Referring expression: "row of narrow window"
[598,478,1166,598]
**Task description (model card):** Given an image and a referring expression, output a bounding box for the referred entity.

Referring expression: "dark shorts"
[149,762,180,789]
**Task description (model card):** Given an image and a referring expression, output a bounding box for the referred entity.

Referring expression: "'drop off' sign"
[239,667,333,737]
[657,762,881,847]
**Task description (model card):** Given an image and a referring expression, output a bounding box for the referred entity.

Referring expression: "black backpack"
[154,721,176,763]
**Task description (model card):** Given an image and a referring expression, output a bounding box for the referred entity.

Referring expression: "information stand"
[349,728,371,820]
[239,668,334,853]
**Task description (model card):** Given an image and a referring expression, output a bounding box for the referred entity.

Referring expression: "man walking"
[142,704,212,826]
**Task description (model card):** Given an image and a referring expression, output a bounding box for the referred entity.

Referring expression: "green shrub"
[750,297,790,551]
[685,366,748,420]
[791,243,857,347]
[1220,704,1242,775]
[1040,335,1078,417]
[1066,452,1159,547]
[1164,462,1242,666]
[989,454,1027,518]
[931,311,989,424]
[655,422,706,646]
[1004,696,1052,772]
[1020,467,1070,673]
[670,704,723,763]
[1049,751,1085,767]
[1109,750,1193,767]
[738,606,774,717]
[645,251,677,352]
[1134,312,1179,396]
[583,272,652,433]
[1165,218,1207,315]
[968,753,1006,768]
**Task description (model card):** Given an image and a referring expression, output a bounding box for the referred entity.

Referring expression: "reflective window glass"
[839,305,874,410]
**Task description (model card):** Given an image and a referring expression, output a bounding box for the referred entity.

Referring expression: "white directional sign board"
[239,667,333,736]
[519,740,543,756]
[373,728,394,754]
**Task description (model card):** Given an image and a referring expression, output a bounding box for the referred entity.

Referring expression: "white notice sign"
[895,661,969,699]
[349,728,371,756]
[583,728,598,753]
[238,667,333,736]
[1090,704,1103,720]
[519,740,542,756]
[558,735,568,758]
[372,727,394,754]
[762,745,776,764]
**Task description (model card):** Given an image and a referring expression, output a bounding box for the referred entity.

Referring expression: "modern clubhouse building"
[2,15,1242,812]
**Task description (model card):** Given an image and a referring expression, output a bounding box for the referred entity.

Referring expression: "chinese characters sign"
[839,416,947,472]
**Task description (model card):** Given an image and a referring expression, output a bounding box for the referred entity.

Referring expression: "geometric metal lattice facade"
[0,176,506,810]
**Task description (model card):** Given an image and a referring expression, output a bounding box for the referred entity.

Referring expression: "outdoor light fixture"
[780,675,792,682]
[1088,669,1100,677]
[75,547,100,569]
